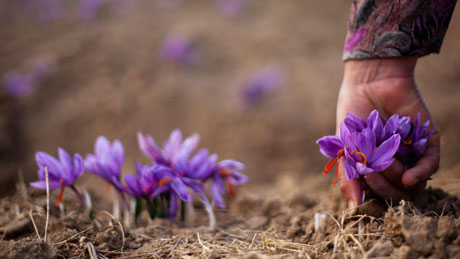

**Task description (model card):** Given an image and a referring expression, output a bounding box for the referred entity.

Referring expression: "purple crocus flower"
[317,110,401,184]
[84,136,124,190]
[30,148,84,207]
[239,67,285,107]
[161,33,198,65]
[123,162,153,198]
[341,125,401,180]
[396,113,435,168]
[209,159,247,209]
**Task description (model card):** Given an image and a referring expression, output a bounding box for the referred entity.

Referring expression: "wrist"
[342,57,418,87]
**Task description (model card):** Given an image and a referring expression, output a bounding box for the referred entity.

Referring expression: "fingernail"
[412,177,420,186]
[348,200,356,209]
[348,200,358,216]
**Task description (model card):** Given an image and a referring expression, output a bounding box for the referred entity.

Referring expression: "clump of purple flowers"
[316,110,435,185]
[31,129,248,224]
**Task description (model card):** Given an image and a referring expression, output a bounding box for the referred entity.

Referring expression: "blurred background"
[0,0,459,198]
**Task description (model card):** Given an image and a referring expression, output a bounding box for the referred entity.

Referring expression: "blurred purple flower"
[209,159,247,209]
[3,72,34,98]
[239,67,285,107]
[77,0,104,20]
[30,148,84,206]
[161,34,198,64]
[396,113,435,168]
[216,0,246,18]
[84,136,125,190]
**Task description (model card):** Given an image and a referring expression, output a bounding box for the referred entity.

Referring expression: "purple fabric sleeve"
[343,0,457,61]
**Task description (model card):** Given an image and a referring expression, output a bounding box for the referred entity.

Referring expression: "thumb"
[338,157,362,214]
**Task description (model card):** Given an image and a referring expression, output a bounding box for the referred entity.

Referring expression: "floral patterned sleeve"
[343,0,457,61]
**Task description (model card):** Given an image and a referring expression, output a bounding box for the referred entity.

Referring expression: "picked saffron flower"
[396,113,435,168]
[209,159,247,209]
[30,148,84,207]
[161,33,198,64]
[84,136,125,190]
[239,67,285,107]
[317,110,401,184]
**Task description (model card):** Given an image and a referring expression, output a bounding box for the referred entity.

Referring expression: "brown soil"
[1,181,460,258]
[1,0,460,258]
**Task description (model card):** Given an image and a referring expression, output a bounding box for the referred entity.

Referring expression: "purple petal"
[344,158,359,180]
[316,136,343,158]
[171,177,190,202]
[356,162,374,175]
[370,158,394,172]
[188,148,209,172]
[58,147,72,174]
[168,192,179,220]
[30,180,62,190]
[368,134,401,166]
[35,152,63,179]
[210,178,226,209]
[340,123,354,149]
[112,140,125,169]
[356,128,375,157]
[72,153,84,179]
[229,171,248,185]
[344,112,366,132]
[137,132,164,161]
[215,159,245,171]
[175,134,200,164]
[164,129,182,161]
[95,136,110,157]
[367,110,383,142]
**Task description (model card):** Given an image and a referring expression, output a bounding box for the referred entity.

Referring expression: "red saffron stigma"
[143,181,156,193]
[322,148,344,186]
[55,179,65,208]
[226,181,236,199]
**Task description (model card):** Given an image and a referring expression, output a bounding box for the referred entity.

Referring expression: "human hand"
[336,56,441,214]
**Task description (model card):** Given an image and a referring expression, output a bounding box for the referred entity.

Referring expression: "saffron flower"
[161,33,198,64]
[239,67,285,107]
[30,148,84,207]
[317,110,401,184]
[396,113,435,168]
[84,136,124,190]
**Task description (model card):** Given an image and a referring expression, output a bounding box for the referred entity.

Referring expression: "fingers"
[364,172,412,201]
[402,131,440,186]
[338,157,362,211]
[381,160,405,189]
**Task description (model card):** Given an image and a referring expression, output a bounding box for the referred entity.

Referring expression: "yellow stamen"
[351,150,367,165]
[403,140,413,146]
[158,177,171,188]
